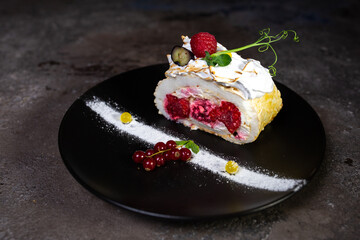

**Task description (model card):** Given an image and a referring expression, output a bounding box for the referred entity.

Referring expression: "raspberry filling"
[165,93,241,135]
[164,94,190,120]
[190,99,215,123]
[209,101,241,134]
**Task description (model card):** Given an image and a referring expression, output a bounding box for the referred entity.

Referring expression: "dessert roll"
[154,36,282,144]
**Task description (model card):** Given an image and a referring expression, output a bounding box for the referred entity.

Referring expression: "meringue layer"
[165,36,274,100]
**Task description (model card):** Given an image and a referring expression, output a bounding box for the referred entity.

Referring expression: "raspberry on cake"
[190,32,217,58]
[154,33,284,145]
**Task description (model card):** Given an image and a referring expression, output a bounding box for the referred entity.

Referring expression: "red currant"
[166,140,177,149]
[143,158,156,171]
[154,154,166,167]
[132,150,146,163]
[180,148,192,161]
[154,142,167,152]
[145,149,155,157]
[163,151,172,161]
[169,148,181,161]
[131,139,197,171]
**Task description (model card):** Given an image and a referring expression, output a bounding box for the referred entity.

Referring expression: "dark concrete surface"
[1,0,359,239]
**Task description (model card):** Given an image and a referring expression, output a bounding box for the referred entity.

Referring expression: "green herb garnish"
[202,28,299,76]
[204,51,232,67]
[175,140,200,154]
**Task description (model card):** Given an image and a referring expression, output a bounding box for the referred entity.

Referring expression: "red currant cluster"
[132,140,192,171]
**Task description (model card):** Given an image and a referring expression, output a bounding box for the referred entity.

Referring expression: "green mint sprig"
[175,140,200,154]
[202,28,299,76]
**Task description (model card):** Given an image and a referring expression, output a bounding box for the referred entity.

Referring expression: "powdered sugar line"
[86,99,306,192]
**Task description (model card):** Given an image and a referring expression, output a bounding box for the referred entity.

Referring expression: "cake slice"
[154,35,282,144]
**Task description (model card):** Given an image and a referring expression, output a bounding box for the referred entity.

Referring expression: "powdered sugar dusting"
[86,99,306,192]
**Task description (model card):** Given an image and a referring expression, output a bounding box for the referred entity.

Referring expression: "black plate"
[58,64,325,220]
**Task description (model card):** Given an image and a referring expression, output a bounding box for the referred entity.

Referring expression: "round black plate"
[58,64,325,220]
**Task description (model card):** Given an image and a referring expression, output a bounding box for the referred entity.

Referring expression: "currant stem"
[147,146,183,158]
[148,149,171,158]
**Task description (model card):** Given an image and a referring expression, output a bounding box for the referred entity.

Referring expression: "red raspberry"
[209,101,241,134]
[190,32,217,58]
[164,94,190,120]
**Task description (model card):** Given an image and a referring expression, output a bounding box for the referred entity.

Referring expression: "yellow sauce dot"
[225,161,239,175]
[120,112,132,124]
[218,51,232,58]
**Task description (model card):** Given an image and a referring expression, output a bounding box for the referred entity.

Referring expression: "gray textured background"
[1,0,359,239]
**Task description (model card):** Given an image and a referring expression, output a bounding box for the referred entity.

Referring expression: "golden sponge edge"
[249,84,283,140]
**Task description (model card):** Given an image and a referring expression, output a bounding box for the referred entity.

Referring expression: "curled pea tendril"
[206,28,299,76]
[256,29,299,76]
[268,65,277,77]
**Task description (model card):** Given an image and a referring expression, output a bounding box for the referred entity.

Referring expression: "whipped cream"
[165,36,275,100]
